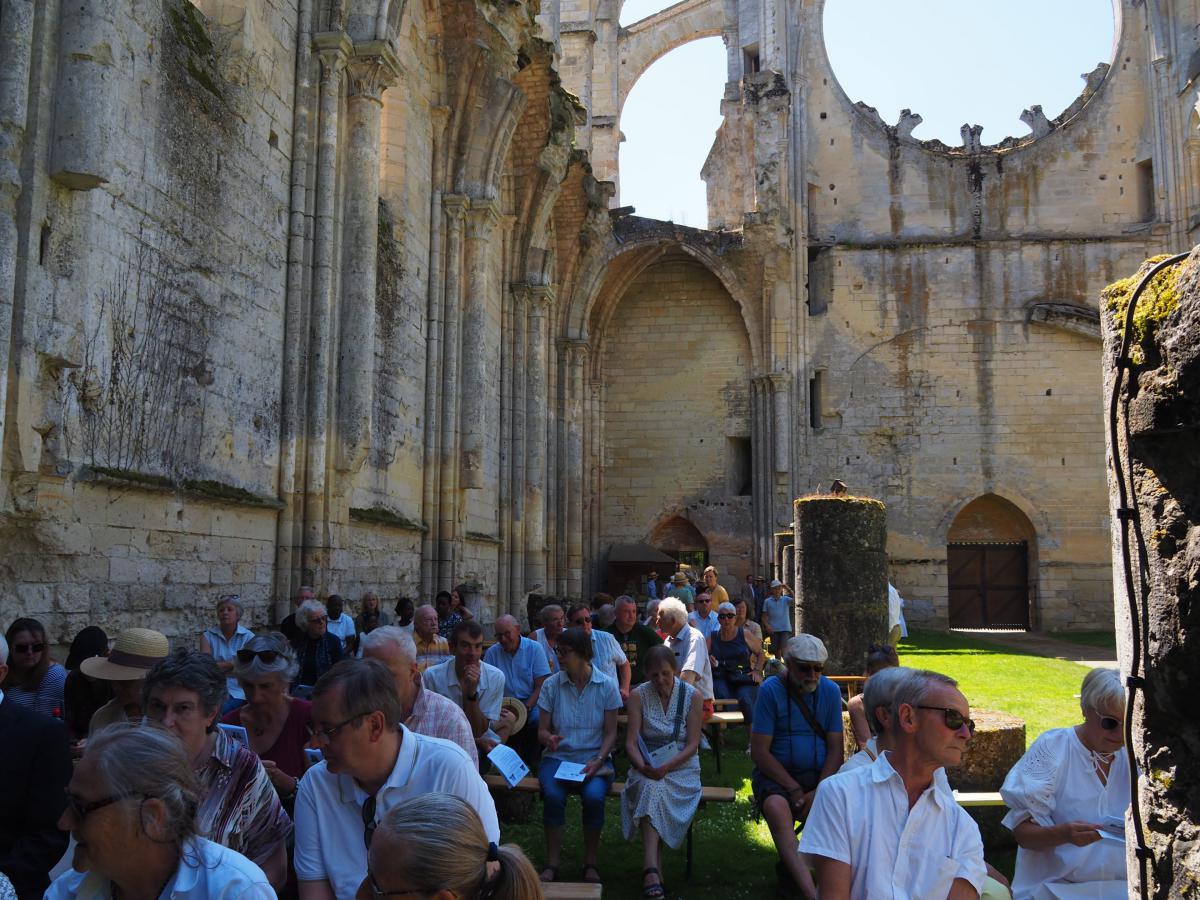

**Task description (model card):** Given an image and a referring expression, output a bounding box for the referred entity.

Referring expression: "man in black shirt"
[605,595,663,685]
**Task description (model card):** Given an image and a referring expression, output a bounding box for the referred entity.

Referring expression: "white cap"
[770,579,784,588]
[784,634,828,664]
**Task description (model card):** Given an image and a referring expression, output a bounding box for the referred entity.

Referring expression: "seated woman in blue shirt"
[537,627,622,886]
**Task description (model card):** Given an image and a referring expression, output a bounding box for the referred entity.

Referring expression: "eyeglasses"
[63,789,142,821]
[362,794,377,850]
[915,705,976,735]
[311,615,329,624]
[236,648,282,664]
[365,870,430,898]
[717,613,736,620]
[14,642,46,654]
[571,618,590,626]
[788,662,823,673]
[306,713,364,743]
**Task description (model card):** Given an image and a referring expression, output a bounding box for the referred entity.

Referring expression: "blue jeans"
[713,676,758,729]
[538,756,613,829]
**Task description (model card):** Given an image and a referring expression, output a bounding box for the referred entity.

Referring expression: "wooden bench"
[954,791,1006,808]
[543,884,602,899]
[484,775,736,878]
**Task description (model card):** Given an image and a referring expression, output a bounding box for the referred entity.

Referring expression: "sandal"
[582,863,602,885]
[642,866,666,899]
[539,865,559,883]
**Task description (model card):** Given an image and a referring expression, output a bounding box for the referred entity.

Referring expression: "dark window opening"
[1136,158,1155,222]
[807,246,830,315]
[728,436,752,496]
[742,45,760,75]
[809,371,824,429]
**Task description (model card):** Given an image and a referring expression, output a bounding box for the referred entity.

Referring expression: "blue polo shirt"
[752,674,843,775]
[484,637,551,721]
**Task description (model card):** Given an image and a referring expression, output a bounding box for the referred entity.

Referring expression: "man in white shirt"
[532,604,566,674]
[294,659,499,900]
[657,597,714,713]
[839,666,912,774]
[324,595,357,652]
[421,620,513,754]
[799,669,987,899]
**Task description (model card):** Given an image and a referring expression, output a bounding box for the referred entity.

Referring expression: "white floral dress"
[620,678,701,848]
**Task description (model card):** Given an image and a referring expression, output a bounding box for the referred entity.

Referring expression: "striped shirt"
[5,664,67,719]
[195,730,292,871]
[415,633,450,672]
[406,685,479,767]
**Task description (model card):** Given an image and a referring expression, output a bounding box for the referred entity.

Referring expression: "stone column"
[554,340,570,597]
[461,201,500,489]
[49,0,118,189]
[793,496,888,673]
[1101,250,1200,896]
[768,372,790,474]
[0,0,35,510]
[337,42,400,472]
[508,284,529,611]
[437,195,468,589]
[751,376,773,572]
[565,340,588,597]
[302,34,351,587]
[524,288,552,595]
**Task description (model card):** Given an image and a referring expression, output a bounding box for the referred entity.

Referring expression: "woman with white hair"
[199,594,255,714]
[291,598,344,688]
[46,723,273,899]
[1000,667,1129,899]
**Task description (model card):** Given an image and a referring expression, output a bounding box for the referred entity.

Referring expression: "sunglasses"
[1094,710,1121,731]
[14,642,46,654]
[915,705,976,735]
[63,789,143,821]
[362,794,377,850]
[717,613,736,620]
[788,662,823,673]
[236,648,282,664]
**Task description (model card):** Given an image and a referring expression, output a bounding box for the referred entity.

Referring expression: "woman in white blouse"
[1000,668,1129,899]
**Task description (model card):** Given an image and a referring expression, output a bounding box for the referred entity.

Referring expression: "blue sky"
[616,0,1116,226]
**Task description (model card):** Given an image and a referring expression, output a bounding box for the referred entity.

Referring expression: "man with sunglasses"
[0,633,73,899]
[750,634,843,899]
[294,659,499,900]
[800,669,986,900]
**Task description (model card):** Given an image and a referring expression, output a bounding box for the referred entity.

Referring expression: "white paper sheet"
[488,743,530,788]
[554,761,588,781]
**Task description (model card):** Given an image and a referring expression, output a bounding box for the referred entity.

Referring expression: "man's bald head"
[494,615,522,653]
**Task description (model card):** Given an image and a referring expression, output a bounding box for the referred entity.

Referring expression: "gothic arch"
[563,231,762,374]
[616,0,727,112]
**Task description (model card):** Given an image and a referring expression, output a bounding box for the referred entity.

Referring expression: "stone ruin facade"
[1,0,1199,643]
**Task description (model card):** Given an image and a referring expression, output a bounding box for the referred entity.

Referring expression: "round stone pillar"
[793,496,888,673]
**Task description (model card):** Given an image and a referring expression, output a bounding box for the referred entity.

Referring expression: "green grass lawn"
[1045,630,1118,652]
[500,629,1085,899]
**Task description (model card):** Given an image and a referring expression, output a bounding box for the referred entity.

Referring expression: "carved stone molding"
[347,40,401,102]
[312,31,353,79]
[465,200,502,241]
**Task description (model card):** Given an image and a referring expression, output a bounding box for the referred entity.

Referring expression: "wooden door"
[947,542,1029,629]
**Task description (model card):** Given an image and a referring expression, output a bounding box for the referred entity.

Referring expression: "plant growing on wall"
[66,246,211,480]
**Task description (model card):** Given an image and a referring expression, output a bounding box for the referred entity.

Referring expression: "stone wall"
[597,255,753,586]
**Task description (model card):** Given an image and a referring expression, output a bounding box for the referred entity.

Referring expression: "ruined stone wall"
[0,0,298,638]
[597,255,753,584]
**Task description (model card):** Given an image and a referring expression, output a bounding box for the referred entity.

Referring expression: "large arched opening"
[946,494,1038,630]
[593,248,754,586]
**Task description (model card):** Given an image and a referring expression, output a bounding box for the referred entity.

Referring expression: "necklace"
[1090,747,1117,786]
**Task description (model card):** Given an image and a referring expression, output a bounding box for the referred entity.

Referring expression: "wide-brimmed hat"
[80,628,169,680]
[500,697,528,735]
[671,572,688,585]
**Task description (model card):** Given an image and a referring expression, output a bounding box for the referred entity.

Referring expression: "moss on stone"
[1102,255,1182,359]
[180,478,281,508]
[88,466,175,490]
[794,494,887,510]
[166,2,225,103]
[349,506,427,532]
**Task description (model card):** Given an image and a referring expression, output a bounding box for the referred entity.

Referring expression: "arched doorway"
[946,494,1037,629]
[649,515,710,571]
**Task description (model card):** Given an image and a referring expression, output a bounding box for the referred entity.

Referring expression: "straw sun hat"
[80,627,170,680]
[500,696,529,735]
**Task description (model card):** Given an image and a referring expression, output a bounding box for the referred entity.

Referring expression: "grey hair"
[0,633,7,666]
[862,666,914,735]
[373,794,541,900]
[1080,667,1124,716]
[645,598,661,615]
[540,604,564,624]
[360,626,417,665]
[87,722,199,847]
[312,659,405,727]
[615,595,637,608]
[296,598,327,628]
[232,632,298,686]
[890,668,958,723]
[215,594,244,616]
[143,649,227,716]
[657,597,688,628]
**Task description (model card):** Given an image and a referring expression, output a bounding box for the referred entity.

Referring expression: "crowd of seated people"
[0,578,1136,900]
